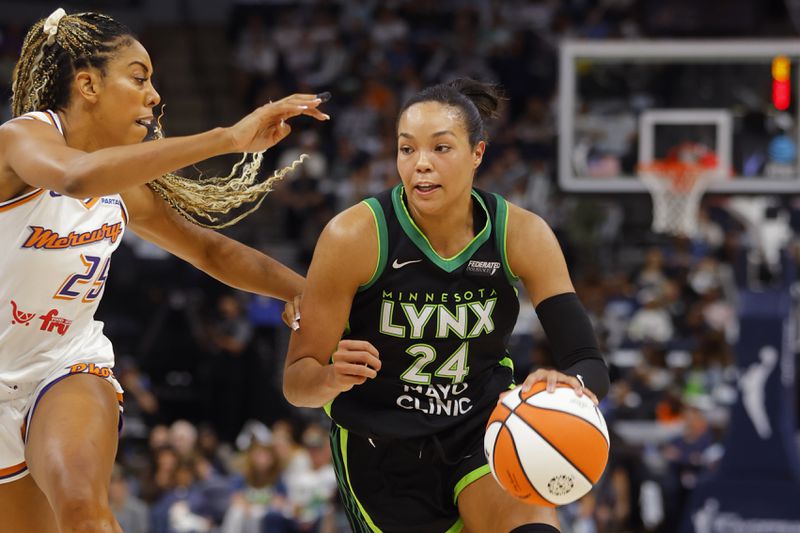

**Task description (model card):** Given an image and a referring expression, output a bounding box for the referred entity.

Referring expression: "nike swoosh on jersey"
[392,258,423,269]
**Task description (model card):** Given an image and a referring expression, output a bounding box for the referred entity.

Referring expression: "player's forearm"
[199,237,304,302]
[536,292,609,400]
[284,358,340,408]
[564,358,610,400]
[62,128,235,197]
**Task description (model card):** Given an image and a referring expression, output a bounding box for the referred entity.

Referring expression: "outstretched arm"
[283,203,382,407]
[0,94,327,198]
[506,203,610,401]
[122,184,303,302]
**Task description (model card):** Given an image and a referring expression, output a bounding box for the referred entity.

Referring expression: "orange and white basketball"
[484,382,610,507]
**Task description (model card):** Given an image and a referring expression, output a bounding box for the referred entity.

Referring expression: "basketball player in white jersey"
[0,9,327,533]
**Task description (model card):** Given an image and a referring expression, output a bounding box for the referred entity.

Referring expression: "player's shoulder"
[324,200,376,240]
[503,199,551,242]
[0,112,64,145]
[314,201,379,282]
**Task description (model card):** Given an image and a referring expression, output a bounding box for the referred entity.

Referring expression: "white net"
[639,168,718,238]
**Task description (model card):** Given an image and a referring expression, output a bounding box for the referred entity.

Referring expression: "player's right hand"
[327,339,381,392]
[281,294,302,331]
[226,93,329,153]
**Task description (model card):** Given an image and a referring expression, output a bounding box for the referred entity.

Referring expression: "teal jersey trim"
[391,186,491,273]
[453,464,492,504]
[492,193,520,285]
[359,198,389,291]
[330,425,383,532]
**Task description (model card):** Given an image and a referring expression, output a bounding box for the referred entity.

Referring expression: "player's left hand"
[281,294,302,331]
[501,368,599,405]
[226,93,330,154]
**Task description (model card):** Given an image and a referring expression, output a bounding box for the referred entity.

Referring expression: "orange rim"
[637,161,712,193]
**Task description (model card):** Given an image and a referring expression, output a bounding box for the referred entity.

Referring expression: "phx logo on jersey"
[67,362,113,378]
[10,300,72,336]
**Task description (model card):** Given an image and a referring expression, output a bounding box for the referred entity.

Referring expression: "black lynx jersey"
[327,185,520,439]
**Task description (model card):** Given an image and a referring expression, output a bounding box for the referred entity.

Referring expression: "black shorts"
[329,402,496,533]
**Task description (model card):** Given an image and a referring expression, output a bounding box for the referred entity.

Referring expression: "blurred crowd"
[112,416,340,533]
[2,1,800,532]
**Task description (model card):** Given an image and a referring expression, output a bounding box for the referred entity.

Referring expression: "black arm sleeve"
[534,292,610,400]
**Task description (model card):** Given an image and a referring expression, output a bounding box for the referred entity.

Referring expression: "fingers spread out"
[281,93,324,103]
[305,108,331,121]
[270,94,330,121]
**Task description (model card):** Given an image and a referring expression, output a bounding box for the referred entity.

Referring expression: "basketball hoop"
[638,144,722,238]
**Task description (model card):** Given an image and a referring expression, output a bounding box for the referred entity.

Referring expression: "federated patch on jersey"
[465,260,502,277]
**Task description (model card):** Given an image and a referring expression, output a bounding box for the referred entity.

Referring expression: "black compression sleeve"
[534,292,610,400]
[562,357,609,400]
[509,525,560,533]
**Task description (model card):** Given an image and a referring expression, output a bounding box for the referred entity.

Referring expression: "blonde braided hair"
[147,110,306,228]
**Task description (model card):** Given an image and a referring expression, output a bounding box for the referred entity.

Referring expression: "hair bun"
[446,78,502,121]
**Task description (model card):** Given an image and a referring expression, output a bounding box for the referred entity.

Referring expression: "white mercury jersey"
[0,111,128,384]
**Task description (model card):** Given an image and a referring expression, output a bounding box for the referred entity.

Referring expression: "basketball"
[484,383,610,507]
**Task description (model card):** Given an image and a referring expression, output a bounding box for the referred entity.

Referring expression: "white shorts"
[0,355,123,484]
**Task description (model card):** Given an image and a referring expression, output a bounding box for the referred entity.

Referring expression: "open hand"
[501,368,599,405]
[227,93,330,153]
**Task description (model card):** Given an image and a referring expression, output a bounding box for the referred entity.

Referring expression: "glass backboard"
[559,40,800,193]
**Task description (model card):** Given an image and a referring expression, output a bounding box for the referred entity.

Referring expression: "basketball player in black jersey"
[284,79,609,533]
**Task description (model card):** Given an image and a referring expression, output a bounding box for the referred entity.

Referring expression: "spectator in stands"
[170,420,200,462]
[197,423,233,476]
[110,463,149,533]
[141,445,180,505]
[660,403,716,532]
[636,248,669,294]
[288,423,338,532]
[222,439,288,533]
[272,420,311,478]
[627,289,674,344]
[150,457,213,533]
[233,14,279,109]
[207,294,255,441]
